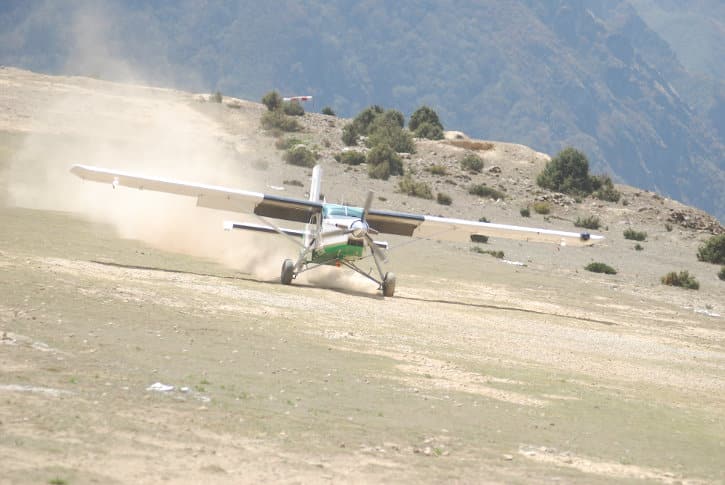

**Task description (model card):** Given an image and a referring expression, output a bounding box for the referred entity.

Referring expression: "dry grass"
[445,140,494,151]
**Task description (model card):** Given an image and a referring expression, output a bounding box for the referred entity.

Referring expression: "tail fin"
[309,165,323,202]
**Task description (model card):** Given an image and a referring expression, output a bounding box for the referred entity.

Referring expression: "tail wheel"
[281,259,295,285]
[382,272,396,297]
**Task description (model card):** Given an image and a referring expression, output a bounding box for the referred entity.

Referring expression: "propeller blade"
[361,190,374,222]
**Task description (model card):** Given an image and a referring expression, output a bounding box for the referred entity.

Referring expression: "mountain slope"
[0,0,722,220]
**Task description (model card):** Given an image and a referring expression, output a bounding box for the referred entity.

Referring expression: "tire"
[281,259,295,285]
[382,272,396,297]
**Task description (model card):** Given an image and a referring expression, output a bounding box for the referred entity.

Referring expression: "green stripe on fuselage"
[312,243,364,264]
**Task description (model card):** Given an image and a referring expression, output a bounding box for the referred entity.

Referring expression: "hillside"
[1,0,723,222]
[1,68,725,484]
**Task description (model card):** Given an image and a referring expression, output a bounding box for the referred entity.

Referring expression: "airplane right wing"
[366,209,603,247]
[70,164,322,223]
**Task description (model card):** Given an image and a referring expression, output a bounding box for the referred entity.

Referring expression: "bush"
[537,147,598,196]
[426,164,447,176]
[409,106,443,132]
[211,91,222,103]
[352,105,384,135]
[520,207,531,217]
[471,234,489,243]
[398,174,433,199]
[282,100,305,116]
[623,228,647,241]
[414,121,444,140]
[334,151,366,166]
[367,144,403,180]
[661,271,699,290]
[719,267,725,281]
[696,234,725,265]
[593,175,621,202]
[460,153,484,173]
[321,106,336,116]
[665,223,673,232]
[585,262,617,274]
[381,109,405,128]
[575,215,601,230]
[342,123,358,146]
[478,216,490,223]
[283,179,304,187]
[366,116,415,153]
[261,110,301,132]
[261,90,282,111]
[634,243,644,251]
[471,247,504,258]
[437,192,452,205]
[469,184,505,200]
[532,201,551,215]
[283,146,317,167]
[275,137,305,150]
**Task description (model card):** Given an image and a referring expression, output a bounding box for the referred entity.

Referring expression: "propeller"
[254,214,307,249]
[359,190,388,263]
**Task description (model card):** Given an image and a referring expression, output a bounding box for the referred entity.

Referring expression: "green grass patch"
[471,247,504,258]
[623,228,647,241]
[575,215,601,230]
[469,184,505,200]
[532,201,551,215]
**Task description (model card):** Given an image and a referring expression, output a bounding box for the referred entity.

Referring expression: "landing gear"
[281,259,295,285]
[382,272,396,297]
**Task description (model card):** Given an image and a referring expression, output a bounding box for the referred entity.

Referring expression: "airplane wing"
[366,209,603,246]
[70,164,322,223]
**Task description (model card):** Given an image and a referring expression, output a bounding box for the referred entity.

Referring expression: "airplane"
[70,164,604,297]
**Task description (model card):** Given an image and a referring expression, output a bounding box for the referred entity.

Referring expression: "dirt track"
[1,68,724,484]
[1,205,724,484]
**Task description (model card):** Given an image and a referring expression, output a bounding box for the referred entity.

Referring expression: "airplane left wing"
[70,165,322,223]
[367,209,603,247]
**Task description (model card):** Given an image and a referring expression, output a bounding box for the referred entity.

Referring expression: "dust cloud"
[4,2,293,279]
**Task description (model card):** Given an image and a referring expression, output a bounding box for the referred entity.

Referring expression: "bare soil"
[1,67,723,484]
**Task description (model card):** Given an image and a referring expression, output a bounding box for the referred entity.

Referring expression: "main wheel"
[382,272,396,297]
[281,259,295,285]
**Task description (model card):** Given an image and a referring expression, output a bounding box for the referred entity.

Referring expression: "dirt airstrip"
[1,68,724,484]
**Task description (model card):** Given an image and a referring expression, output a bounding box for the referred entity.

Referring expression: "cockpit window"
[323,204,363,219]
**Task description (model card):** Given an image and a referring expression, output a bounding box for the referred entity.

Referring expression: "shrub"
[665,223,673,232]
[352,105,384,135]
[478,217,490,223]
[321,106,336,116]
[366,117,415,153]
[469,184,505,199]
[460,153,484,173]
[381,109,405,128]
[282,100,305,116]
[634,243,644,251]
[367,144,403,180]
[398,174,433,199]
[471,247,504,258]
[283,179,304,187]
[623,228,647,241]
[532,201,551,215]
[261,110,300,132]
[575,215,601,230]
[283,146,317,167]
[661,271,699,290]
[211,91,223,103]
[585,262,617,274]
[520,207,531,217]
[342,123,358,146]
[426,164,448,175]
[593,175,621,202]
[334,151,366,166]
[471,234,489,243]
[414,121,444,140]
[275,137,305,150]
[437,192,452,205]
[537,147,597,195]
[719,267,725,281]
[261,90,282,111]
[409,106,443,132]
[696,234,725,265]
[446,140,494,151]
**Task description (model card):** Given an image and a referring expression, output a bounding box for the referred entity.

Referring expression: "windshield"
[323,204,363,219]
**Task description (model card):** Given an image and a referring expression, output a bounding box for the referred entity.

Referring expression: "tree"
[537,147,596,195]
[261,90,282,111]
[409,105,443,132]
